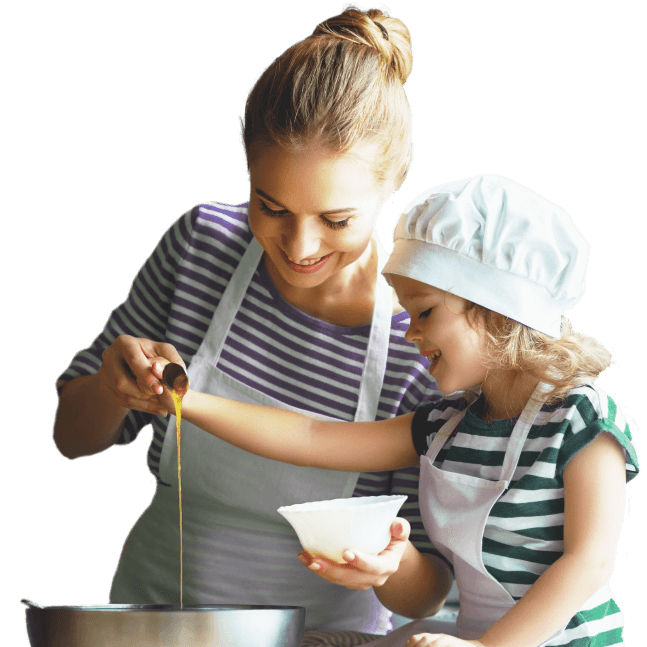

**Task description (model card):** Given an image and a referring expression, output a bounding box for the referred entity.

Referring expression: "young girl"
[152,174,638,647]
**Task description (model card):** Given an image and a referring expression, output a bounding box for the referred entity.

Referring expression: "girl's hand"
[97,335,185,417]
[297,518,410,590]
[405,636,484,647]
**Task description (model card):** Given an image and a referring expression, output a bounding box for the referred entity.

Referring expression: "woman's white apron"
[110,237,395,632]
[361,382,613,646]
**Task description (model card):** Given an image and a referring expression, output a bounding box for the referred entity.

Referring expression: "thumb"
[150,357,173,380]
[391,517,410,541]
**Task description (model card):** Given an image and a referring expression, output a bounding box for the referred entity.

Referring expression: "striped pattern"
[57,201,440,556]
[300,630,378,646]
[412,384,638,646]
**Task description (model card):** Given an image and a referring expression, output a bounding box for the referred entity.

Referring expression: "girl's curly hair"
[466,303,611,404]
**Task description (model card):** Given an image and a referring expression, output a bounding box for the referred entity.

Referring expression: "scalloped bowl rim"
[278,494,407,514]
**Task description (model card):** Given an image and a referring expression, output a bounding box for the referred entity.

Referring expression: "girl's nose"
[404,321,419,344]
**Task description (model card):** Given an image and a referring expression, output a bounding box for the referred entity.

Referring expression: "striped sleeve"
[55,207,201,444]
[556,388,639,481]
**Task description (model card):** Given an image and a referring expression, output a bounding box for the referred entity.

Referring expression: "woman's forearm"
[477,552,613,647]
[54,374,129,459]
[374,542,453,619]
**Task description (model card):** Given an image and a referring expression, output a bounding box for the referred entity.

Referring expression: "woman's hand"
[297,518,410,590]
[405,636,483,647]
[97,335,185,417]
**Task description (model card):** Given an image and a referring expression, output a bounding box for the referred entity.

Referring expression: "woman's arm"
[474,432,627,647]
[54,336,184,458]
[54,373,129,459]
[181,387,419,472]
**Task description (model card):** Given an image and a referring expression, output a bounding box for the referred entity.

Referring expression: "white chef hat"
[382,175,589,337]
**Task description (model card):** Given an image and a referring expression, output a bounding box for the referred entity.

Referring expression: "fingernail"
[297,554,308,566]
[155,383,163,394]
[308,562,321,572]
[343,551,355,562]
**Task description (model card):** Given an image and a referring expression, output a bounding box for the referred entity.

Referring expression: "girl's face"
[390,274,488,395]
[248,143,390,290]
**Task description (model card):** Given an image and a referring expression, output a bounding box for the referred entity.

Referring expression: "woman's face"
[248,143,390,289]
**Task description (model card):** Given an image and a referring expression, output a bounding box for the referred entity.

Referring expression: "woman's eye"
[323,217,349,231]
[419,308,432,319]
[258,200,289,217]
[258,201,348,230]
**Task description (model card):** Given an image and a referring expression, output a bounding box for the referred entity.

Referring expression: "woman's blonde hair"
[466,303,612,404]
[242,7,413,190]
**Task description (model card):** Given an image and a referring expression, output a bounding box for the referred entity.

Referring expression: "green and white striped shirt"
[411,383,639,646]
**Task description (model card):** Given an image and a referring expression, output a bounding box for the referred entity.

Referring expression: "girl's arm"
[180,388,420,472]
[474,432,627,647]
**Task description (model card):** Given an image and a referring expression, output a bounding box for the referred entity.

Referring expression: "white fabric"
[382,175,589,337]
[359,383,571,646]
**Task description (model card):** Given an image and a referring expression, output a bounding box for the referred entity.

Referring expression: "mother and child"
[54,6,638,647]
[156,172,641,647]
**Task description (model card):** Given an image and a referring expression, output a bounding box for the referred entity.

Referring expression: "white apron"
[360,382,613,646]
[110,236,394,632]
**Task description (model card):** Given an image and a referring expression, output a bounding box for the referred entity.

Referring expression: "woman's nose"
[281,218,321,261]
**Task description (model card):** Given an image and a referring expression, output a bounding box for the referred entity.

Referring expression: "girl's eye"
[258,200,350,230]
[419,308,432,319]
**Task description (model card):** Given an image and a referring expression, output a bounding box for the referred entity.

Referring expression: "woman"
[53,7,443,640]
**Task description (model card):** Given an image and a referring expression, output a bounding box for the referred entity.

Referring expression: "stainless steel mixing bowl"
[23,600,305,647]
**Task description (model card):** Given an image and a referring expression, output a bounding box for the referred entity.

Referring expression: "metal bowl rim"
[26,604,306,612]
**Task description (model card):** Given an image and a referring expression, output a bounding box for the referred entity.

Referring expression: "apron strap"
[194,236,264,364]
[355,239,393,422]
[498,381,550,483]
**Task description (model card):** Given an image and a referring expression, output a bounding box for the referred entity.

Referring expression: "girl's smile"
[390,274,541,420]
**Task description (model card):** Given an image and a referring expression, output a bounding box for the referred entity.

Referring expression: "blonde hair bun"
[243,6,413,189]
[313,8,413,84]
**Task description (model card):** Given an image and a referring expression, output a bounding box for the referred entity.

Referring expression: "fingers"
[98,335,182,416]
[296,529,407,589]
[297,542,416,590]
[404,635,469,647]
[297,553,375,590]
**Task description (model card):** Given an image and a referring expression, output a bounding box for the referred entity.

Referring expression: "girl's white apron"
[362,383,613,646]
[110,237,395,632]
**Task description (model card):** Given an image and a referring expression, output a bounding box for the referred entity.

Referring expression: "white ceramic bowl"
[277,495,407,563]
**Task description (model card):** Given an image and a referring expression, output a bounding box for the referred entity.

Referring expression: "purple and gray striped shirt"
[57,201,441,554]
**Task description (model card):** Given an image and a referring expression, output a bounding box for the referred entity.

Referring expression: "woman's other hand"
[297,517,410,590]
[97,335,185,417]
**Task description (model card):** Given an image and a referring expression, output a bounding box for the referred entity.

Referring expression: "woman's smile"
[248,143,389,292]
[280,248,334,273]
